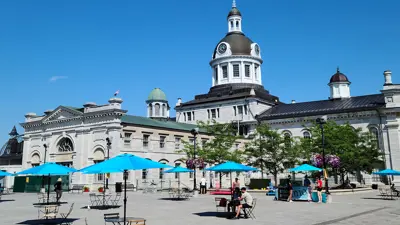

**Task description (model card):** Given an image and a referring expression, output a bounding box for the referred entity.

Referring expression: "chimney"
[291,100,296,104]
[25,112,37,122]
[384,70,392,85]
[176,98,182,106]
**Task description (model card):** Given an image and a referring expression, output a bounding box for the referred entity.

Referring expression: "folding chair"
[215,197,227,212]
[89,193,100,206]
[104,213,120,225]
[111,193,121,206]
[59,203,74,225]
[242,198,257,219]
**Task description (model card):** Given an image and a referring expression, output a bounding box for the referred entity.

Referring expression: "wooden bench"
[69,185,84,193]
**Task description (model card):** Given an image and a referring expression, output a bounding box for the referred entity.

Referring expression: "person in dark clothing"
[54,178,63,202]
[287,175,293,202]
[304,175,312,202]
[228,187,241,213]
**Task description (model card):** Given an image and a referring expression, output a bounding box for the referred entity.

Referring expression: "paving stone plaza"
[1,191,399,225]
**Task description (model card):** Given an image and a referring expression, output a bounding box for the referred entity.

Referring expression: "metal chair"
[242,198,257,219]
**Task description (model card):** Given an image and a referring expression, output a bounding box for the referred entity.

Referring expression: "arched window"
[31,153,40,167]
[303,131,311,139]
[236,21,239,28]
[370,127,380,148]
[155,103,160,116]
[57,138,73,152]
[148,104,153,117]
[159,159,169,179]
[162,104,166,116]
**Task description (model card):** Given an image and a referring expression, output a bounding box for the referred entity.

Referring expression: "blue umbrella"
[206,161,257,200]
[164,166,194,173]
[79,153,172,224]
[288,164,322,172]
[17,162,76,204]
[0,171,13,176]
[206,161,258,173]
[372,169,400,176]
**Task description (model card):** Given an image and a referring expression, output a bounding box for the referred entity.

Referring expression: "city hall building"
[2,1,399,189]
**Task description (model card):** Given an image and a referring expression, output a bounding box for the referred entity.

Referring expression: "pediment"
[43,106,83,122]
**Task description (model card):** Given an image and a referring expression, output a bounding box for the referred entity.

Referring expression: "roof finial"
[232,0,236,8]
[337,66,340,73]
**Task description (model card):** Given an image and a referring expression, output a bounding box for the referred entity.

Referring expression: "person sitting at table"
[231,187,253,219]
[227,187,241,212]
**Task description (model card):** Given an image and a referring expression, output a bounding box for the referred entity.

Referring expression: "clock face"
[255,44,260,55]
[218,43,227,54]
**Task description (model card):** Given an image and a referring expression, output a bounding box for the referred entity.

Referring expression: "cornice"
[209,55,263,66]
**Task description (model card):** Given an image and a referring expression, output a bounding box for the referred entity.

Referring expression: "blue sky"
[0,0,399,144]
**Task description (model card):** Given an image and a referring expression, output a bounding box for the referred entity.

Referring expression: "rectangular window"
[142,169,148,179]
[233,106,237,116]
[175,137,181,149]
[217,108,220,118]
[245,65,250,77]
[189,138,194,144]
[238,106,243,115]
[192,111,195,121]
[143,134,149,147]
[124,132,132,144]
[187,112,192,121]
[233,65,240,77]
[255,64,259,79]
[244,105,248,115]
[214,67,218,78]
[207,109,210,119]
[235,143,240,150]
[159,164,166,179]
[222,65,228,78]
[159,136,165,148]
[211,109,216,119]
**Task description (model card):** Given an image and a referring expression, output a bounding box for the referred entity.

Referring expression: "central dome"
[212,32,253,59]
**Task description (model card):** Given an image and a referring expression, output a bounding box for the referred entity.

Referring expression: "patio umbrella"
[16,162,77,204]
[288,164,322,172]
[164,166,193,197]
[0,171,13,176]
[372,169,400,175]
[79,153,172,225]
[206,161,258,199]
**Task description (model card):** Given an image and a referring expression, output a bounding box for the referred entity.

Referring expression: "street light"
[106,137,112,189]
[316,116,330,194]
[41,144,48,189]
[190,127,199,191]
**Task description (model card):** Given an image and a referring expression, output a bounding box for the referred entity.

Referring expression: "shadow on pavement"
[17,218,79,225]
[193,211,232,218]
[0,199,15,203]
[80,205,121,210]
[158,198,190,201]
[361,197,397,201]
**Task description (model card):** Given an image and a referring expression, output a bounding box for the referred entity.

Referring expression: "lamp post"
[106,137,111,189]
[41,144,48,189]
[316,116,330,194]
[190,128,199,191]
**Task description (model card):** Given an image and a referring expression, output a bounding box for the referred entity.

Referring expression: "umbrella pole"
[47,174,50,204]
[103,173,106,207]
[123,170,127,225]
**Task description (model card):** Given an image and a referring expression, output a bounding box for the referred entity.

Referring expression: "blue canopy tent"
[79,153,172,225]
[164,166,193,198]
[16,163,77,204]
[206,161,258,199]
[373,169,400,176]
[0,171,13,176]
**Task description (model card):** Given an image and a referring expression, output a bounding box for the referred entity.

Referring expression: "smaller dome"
[228,7,241,18]
[330,68,350,83]
[148,88,167,101]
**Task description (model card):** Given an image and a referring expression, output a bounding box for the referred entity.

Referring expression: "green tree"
[298,121,383,183]
[245,123,295,183]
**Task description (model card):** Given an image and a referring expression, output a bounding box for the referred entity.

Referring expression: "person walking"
[316,176,323,203]
[54,178,63,202]
[304,175,312,202]
[287,175,293,202]
[200,176,207,194]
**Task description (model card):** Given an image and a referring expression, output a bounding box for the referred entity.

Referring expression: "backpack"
[219,198,227,207]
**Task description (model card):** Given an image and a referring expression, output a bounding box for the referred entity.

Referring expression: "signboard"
[275,186,326,203]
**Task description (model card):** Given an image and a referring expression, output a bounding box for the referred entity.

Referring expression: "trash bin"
[116,182,122,193]
[371,184,378,189]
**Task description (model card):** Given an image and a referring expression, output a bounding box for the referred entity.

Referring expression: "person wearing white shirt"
[200,177,207,194]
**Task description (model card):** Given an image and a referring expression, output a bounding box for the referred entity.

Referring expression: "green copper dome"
[147,88,167,101]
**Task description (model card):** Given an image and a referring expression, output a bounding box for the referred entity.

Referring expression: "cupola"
[146,88,170,119]
[329,67,351,99]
